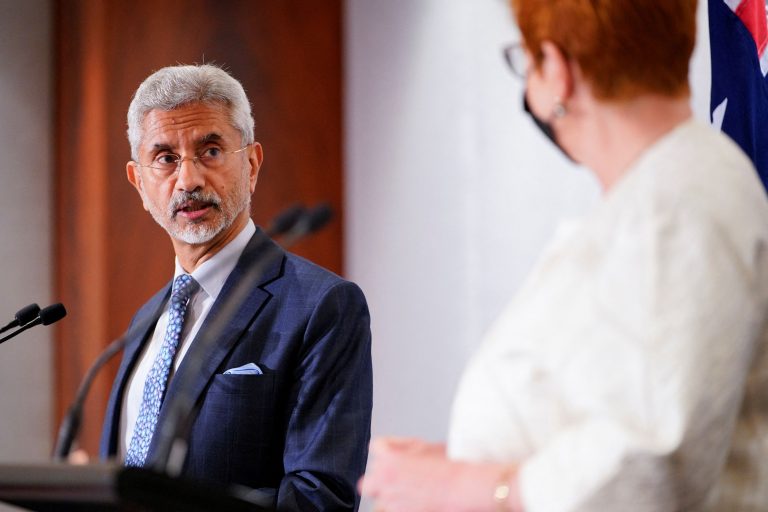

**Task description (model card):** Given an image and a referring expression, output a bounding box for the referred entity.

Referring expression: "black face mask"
[523,92,574,162]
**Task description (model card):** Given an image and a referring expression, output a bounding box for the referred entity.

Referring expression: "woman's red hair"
[511,0,697,100]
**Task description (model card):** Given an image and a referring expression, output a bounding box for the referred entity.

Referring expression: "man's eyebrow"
[152,142,173,152]
[199,133,224,144]
[148,133,224,153]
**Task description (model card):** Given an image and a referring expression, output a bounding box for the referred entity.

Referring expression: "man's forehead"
[140,103,236,148]
[149,132,224,151]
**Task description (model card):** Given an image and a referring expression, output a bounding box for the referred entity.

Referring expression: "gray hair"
[126,64,255,160]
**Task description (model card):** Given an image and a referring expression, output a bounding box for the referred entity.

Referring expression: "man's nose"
[175,157,205,192]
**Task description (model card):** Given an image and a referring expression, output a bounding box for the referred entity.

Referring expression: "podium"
[0,463,274,511]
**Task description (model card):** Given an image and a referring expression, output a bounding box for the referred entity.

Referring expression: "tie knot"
[172,274,198,301]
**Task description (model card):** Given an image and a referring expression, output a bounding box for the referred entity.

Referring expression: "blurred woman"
[361,0,768,510]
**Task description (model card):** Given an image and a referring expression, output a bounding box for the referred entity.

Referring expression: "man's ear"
[248,143,264,194]
[539,41,574,102]
[126,162,150,212]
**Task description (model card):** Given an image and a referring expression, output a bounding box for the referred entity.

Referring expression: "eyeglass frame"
[134,143,252,177]
[502,42,528,79]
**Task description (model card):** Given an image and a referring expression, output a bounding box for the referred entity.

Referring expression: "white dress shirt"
[119,220,256,459]
[448,120,768,511]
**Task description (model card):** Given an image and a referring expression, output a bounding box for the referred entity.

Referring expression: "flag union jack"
[709,0,768,188]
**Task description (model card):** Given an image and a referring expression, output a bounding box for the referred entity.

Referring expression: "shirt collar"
[173,219,256,302]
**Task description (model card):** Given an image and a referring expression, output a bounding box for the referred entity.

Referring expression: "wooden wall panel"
[54,0,343,455]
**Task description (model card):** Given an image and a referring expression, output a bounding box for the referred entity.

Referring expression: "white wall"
[346,0,712,447]
[0,0,53,463]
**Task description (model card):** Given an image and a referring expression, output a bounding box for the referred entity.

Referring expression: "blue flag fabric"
[709,0,768,189]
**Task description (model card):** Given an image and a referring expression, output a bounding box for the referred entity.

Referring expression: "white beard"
[143,186,251,246]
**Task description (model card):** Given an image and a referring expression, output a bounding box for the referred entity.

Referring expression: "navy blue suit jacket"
[100,228,373,511]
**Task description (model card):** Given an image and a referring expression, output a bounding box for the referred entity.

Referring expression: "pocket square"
[223,362,263,375]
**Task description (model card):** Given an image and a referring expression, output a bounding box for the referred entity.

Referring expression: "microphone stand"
[53,336,129,461]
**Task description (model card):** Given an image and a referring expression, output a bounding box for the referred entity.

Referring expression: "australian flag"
[709,0,768,189]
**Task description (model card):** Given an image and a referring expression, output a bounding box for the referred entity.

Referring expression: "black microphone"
[39,303,68,325]
[0,303,41,334]
[280,202,333,246]
[0,303,67,346]
[53,336,128,461]
[265,204,307,238]
[305,203,333,233]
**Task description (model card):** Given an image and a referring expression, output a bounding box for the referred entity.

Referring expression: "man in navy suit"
[100,64,372,511]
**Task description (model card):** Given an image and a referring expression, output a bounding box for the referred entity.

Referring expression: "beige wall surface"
[0,0,52,464]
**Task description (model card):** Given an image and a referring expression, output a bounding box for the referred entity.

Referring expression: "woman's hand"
[360,437,521,512]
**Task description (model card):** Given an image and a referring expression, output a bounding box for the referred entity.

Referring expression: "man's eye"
[201,147,222,159]
[155,154,179,165]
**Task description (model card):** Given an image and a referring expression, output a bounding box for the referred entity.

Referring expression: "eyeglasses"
[136,143,251,178]
[502,42,527,79]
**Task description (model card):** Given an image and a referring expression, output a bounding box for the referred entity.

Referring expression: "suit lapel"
[149,229,285,456]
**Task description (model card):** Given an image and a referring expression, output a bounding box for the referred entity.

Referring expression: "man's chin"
[168,222,224,245]
[156,202,247,247]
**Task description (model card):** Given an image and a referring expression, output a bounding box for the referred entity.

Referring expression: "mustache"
[168,190,222,217]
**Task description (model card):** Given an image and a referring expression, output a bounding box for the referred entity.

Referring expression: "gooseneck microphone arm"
[53,336,129,461]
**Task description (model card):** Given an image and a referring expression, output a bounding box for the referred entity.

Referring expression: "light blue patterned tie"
[125,274,198,467]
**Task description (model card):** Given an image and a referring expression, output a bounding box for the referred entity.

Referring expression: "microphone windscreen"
[268,204,306,237]
[15,303,40,325]
[40,303,67,326]
[307,203,333,232]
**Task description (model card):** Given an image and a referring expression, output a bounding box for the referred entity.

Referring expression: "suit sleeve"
[276,280,373,511]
